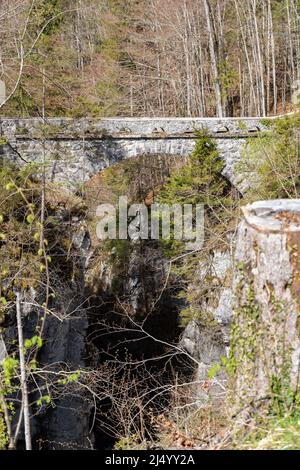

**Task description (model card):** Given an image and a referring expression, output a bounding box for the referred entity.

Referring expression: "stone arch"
[84,151,189,213]
[0,116,269,193]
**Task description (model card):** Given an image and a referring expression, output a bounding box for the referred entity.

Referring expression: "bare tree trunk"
[234,0,258,115]
[232,200,300,411]
[251,0,266,116]
[203,0,223,117]
[266,0,271,113]
[16,292,32,451]
[182,1,192,116]
[268,0,277,114]
[286,0,295,85]
[292,0,300,81]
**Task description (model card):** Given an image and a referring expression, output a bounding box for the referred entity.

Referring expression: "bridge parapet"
[0,117,270,141]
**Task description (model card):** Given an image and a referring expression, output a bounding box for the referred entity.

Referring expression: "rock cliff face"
[124,243,169,320]
[33,226,92,449]
[2,208,93,449]
[180,250,234,405]
[28,221,180,448]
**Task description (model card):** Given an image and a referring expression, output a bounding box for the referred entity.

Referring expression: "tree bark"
[16,292,32,451]
[268,0,277,114]
[232,200,300,410]
[203,0,223,117]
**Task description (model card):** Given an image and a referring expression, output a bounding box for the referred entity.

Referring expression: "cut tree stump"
[231,200,300,410]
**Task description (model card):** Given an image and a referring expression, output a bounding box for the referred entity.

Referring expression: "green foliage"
[207,363,221,380]
[269,367,298,418]
[157,131,236,325]
[218,61,239,101]
[178,295,221,328]
[96,76,122,117]
[0,410,8,449]
[230,281,261,367]
[158,130,234,256]
[36,395,51,406]
[260,118,273,128]
[67,97,103,118]
[229,263,299,442]
[234,411,300,450]
[30,0,62,36]
[159,131,224,204]
[106,238,131,266]
[238,120,247,131]
[58,371,81,386]
[0,162,86,322]
[1,356,19,388]
[0,297,7,306]
[29,359,38,372]
[238,113,300,202]
[24,336,43,350]
[0,164,44,316]
[114,434,139,450]
[26,214,35,224]
[96,38,120,61]
[0,159,91,448]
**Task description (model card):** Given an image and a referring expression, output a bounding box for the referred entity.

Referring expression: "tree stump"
[231,200,300,411]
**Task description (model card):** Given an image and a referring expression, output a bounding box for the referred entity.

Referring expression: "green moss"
[229,281,261,375]
[230,267,297,421]
[179,304,220,329]
[34,123,62,138]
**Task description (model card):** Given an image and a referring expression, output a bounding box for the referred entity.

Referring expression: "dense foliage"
[239,113,300,201]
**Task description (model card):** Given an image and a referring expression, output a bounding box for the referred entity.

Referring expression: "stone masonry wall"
[0,117,271,191]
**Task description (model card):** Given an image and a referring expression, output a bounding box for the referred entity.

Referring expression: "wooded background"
[0,0,299,117]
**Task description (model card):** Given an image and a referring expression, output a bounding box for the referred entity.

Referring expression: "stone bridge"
[0,117,272,191]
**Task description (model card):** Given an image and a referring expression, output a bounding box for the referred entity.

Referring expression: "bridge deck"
[0,116,271,142]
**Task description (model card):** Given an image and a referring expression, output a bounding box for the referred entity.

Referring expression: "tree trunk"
[231,200,300,411]
[251,0,266,116]
[268,0,277,114]
[203,0,223,117]
[16,293,32,450]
